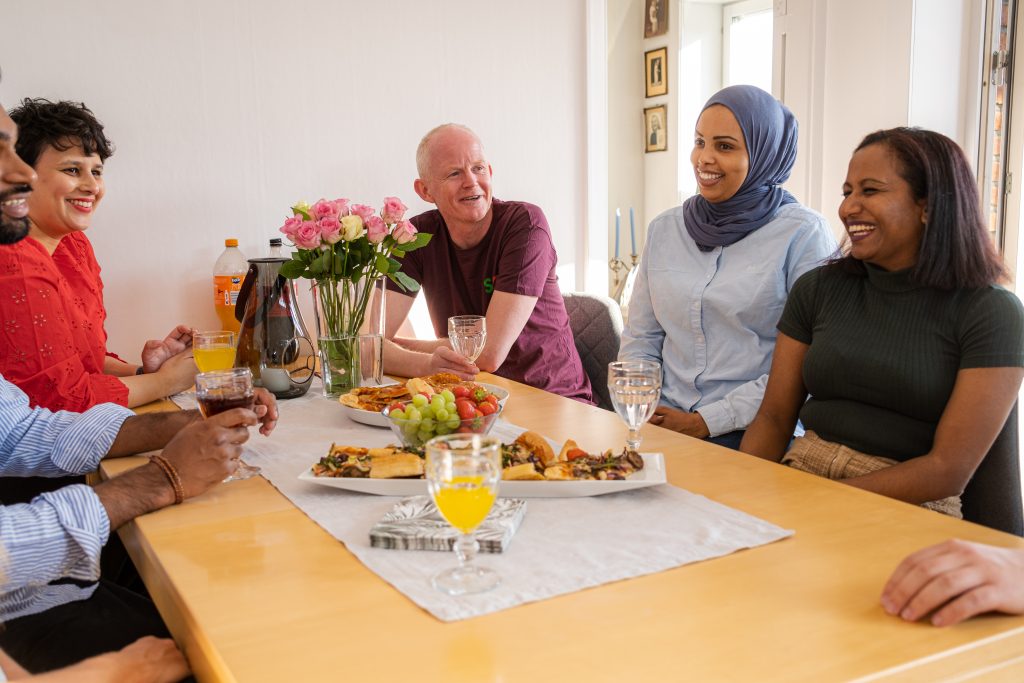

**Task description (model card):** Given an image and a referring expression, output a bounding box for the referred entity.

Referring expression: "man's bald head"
[415,123,483,180]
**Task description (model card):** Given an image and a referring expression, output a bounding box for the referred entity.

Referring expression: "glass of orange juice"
[193,331,237,372]
[425,434,502,595]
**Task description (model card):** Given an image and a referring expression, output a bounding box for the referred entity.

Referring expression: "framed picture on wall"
[645,47,668,97]
[644,105,667,153]
[644,0,668,38]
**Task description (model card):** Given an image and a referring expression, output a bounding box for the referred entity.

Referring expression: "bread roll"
[502,463,544,481]
[515,431,557,467]
[369,452,425,479]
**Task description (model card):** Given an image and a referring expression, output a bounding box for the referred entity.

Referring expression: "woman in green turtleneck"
[740,127,1024,517]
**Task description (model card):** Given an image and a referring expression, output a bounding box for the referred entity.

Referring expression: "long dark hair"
[831,127,1005,290]
[8,98,113,167]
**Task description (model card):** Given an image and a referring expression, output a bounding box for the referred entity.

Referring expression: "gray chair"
[562,292,624,411]
[961,404,1022,536]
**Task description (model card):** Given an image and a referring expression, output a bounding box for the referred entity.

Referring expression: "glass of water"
[448,315,487,363]
[607,360,662,452]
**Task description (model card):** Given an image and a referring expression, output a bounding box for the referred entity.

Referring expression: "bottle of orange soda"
[213,238,248,332]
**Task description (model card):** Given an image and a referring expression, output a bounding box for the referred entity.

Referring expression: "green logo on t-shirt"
[483,276,494,294]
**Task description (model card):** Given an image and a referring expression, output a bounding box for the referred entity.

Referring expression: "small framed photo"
[644,105,667,153]
[645,47,668,98]
[644,0,668,38]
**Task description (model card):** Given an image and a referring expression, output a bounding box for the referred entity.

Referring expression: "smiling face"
[0,106,36,244]
[414,126,493,234]
[27,141,105,244]
[840,142,926,272]
[690,105,749,204]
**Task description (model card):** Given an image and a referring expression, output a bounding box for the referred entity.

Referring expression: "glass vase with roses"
[278,197,430,397]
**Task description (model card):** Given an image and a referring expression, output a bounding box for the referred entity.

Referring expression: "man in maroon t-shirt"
[382,124,592,403]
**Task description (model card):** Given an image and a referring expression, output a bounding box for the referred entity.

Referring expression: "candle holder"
[609,256,628,293]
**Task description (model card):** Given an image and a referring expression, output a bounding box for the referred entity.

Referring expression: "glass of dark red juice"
[195,368,261,481]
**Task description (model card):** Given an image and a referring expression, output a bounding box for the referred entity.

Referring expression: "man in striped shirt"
[0,96,280,675]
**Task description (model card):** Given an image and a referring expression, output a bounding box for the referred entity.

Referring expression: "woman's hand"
[152,348,198,395]
[141,325,194,373]
[649,405,710,439]
[881,539,1024,626]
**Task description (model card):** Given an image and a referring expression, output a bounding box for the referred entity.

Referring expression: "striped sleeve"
[0,485,109,608]
[0,377,132,476]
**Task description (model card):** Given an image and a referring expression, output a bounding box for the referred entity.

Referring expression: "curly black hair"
[8,98,114,167]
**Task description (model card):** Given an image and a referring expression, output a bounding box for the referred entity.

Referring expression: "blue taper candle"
[615,208,621,259]
[629,207,637,256]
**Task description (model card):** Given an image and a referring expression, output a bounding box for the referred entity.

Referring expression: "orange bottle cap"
[225,238,239,247]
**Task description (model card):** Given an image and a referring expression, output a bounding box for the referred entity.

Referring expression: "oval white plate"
[298,453,665,498]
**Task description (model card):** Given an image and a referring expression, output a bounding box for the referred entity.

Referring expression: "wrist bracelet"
[135,366,145,375]
[149,454,185,505]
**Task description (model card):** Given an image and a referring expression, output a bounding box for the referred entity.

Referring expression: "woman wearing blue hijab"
[619,85,836,449]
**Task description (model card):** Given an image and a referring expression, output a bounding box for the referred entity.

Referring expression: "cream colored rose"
[340,214,364,241]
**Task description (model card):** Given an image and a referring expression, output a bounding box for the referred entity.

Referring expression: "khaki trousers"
[782,431,962,518]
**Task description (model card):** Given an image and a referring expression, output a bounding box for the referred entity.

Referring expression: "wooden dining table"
[103,374,1024,682]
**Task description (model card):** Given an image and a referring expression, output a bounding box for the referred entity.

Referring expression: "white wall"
[607,0,646,291]
[641,3,681,231]
[678,2,724,205]
[777,0,984,230]
[2,0,588,357]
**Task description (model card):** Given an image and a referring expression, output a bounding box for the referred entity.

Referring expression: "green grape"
[445,401,456,414]
[417,430,433,443]
[402,422,419,437]
[411,394,428,408]
[435,423,452,435]
[421,417,436,431]
[446,417,460,430]
[405,407,422,422]
[430,396,445,412]
[434,408,449,421]
[389,408,406,420]
[440,389,455,403]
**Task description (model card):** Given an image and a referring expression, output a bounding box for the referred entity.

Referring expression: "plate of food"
[298,431,666,498]
[337,373,509,429]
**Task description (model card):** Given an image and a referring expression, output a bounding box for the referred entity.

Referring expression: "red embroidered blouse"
[0,231,129,411]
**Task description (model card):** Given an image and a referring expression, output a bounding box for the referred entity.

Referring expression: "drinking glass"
[193,331,237,373]
[448,315,487,363]
[194,367,261,481]
[425,434,502,595]
[607,360,662,452]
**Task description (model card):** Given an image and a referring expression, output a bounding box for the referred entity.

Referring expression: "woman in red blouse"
[0,99,197,411]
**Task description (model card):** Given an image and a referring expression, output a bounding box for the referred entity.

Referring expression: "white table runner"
[239,385,794,622]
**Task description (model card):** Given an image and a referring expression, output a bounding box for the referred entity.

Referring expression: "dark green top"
[778,264,1024,460]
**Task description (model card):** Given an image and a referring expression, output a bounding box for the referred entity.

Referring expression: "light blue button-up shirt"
[0,376,132,620]
[620,203,837,436]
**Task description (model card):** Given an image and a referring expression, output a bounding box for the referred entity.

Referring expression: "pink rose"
[393,220,418,245]
[380,196,407,223]
[311,199,340,220]
[333,198,351,215]
[279,215,303,239]
[318,216,343,244]
[365,215,388,244]
[293,220,322,249]
[350,203,375,221]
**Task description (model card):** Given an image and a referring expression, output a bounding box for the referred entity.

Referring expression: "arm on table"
[382,290,478,379]
[739,333,809,461]
[840,367,1023,503]
[96,407,258,529]
[118,349,198,408]
[2,636,189,682]
[881,539,1024,626]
